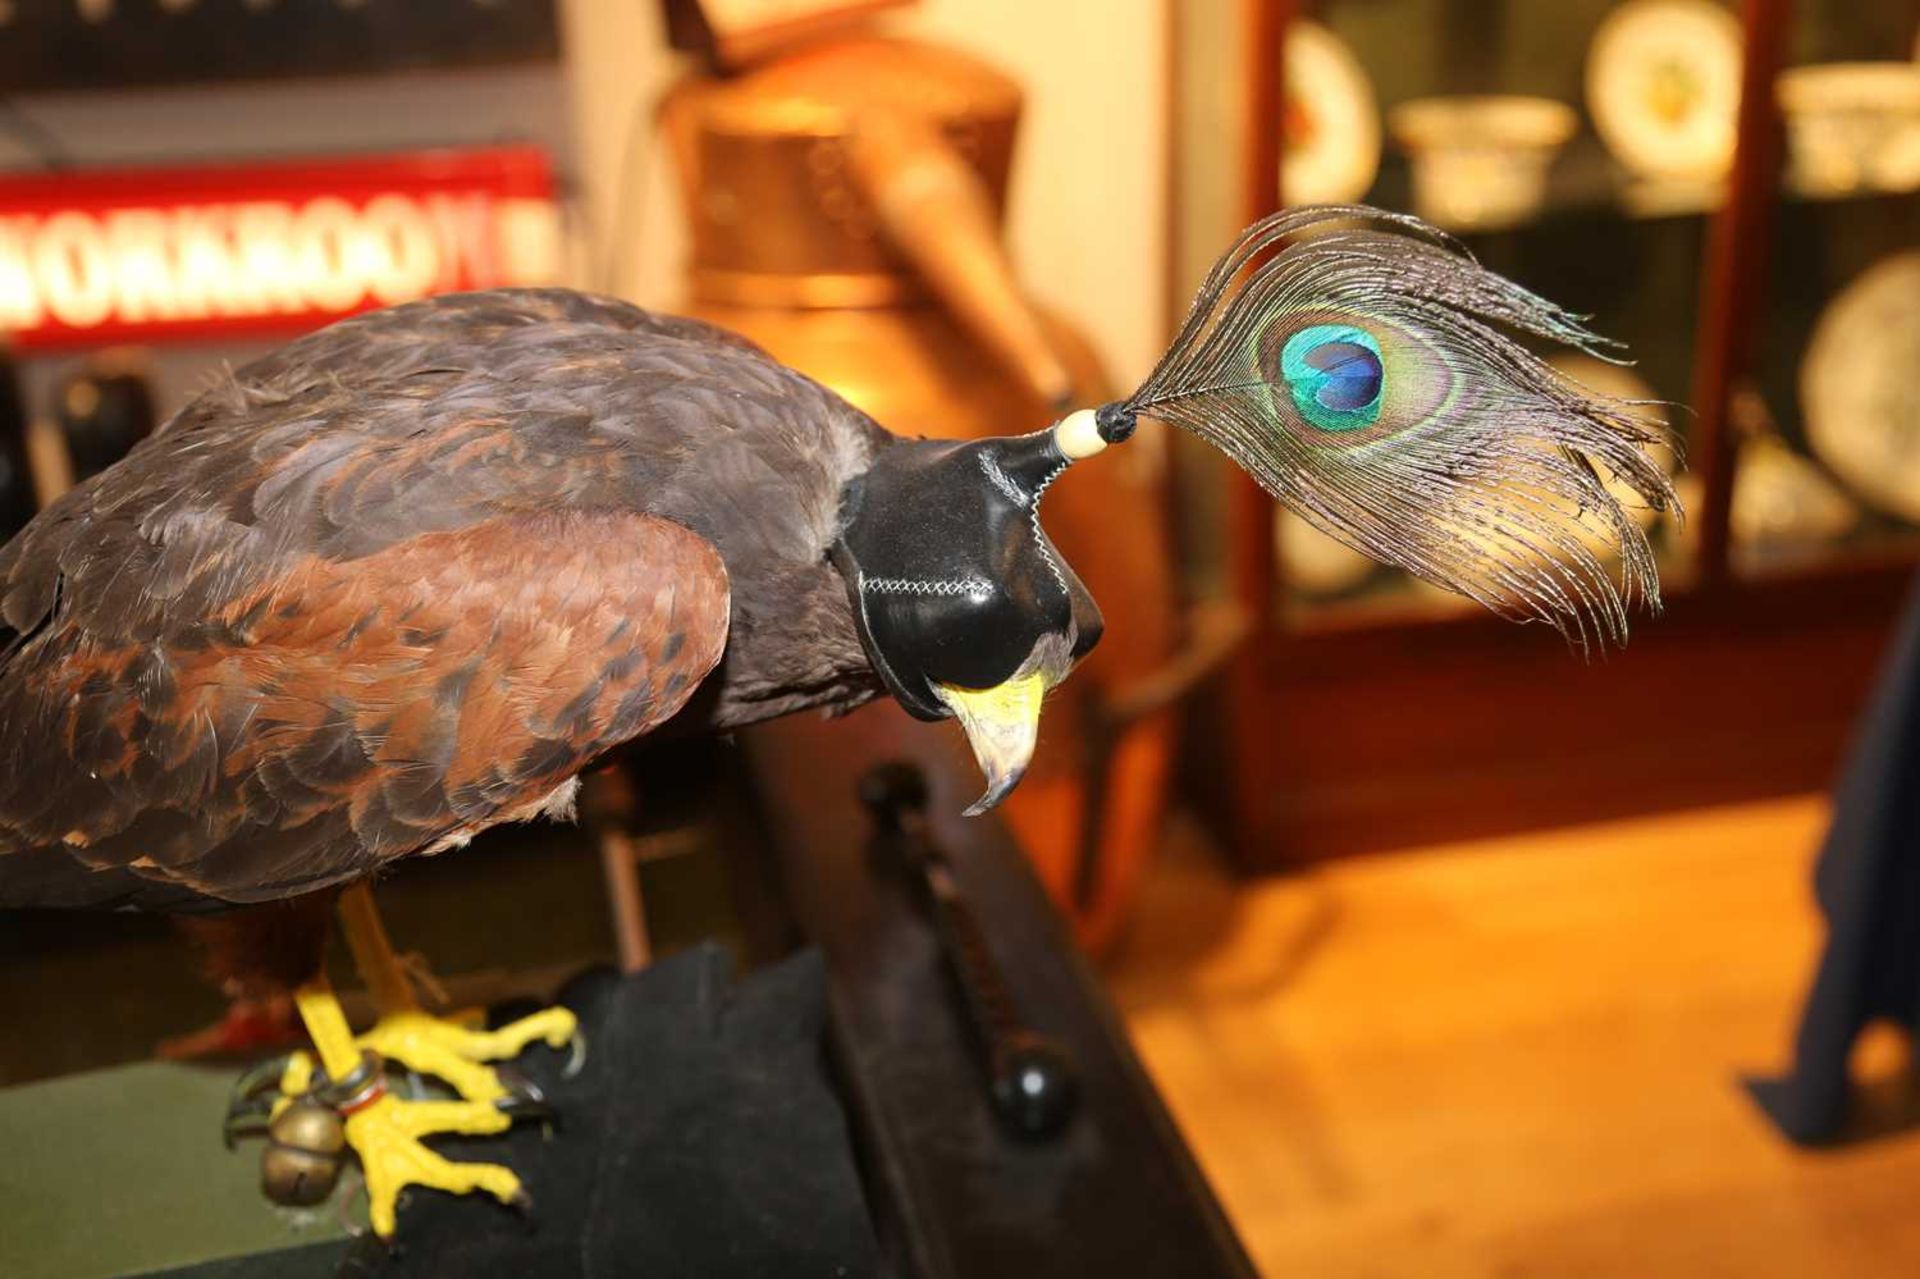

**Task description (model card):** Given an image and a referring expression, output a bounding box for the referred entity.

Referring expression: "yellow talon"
[279,980,556,1237]
[344,1093,521,1240]
[261,1051,317,1123]
[357,1006,579,1104]
[336,883,581,1106]
[464,1005,580,1057]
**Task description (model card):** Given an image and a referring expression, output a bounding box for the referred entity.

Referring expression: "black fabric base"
[331,943,886,1278]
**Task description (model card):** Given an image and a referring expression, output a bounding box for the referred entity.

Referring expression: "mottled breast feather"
[0,288,881,912]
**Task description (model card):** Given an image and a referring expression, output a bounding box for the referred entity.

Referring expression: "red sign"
[0,146,561,351]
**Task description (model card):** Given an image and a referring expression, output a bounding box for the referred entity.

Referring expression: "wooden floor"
[1107,796,1920,1278]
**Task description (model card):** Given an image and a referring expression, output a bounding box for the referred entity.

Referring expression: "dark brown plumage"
[0,289,887,926]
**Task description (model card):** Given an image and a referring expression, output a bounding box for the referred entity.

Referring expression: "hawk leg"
[334,883,579,1107]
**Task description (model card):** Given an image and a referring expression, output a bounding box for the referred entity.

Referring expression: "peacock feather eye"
[1117,206,1680,650]
[1280,324,1384,432]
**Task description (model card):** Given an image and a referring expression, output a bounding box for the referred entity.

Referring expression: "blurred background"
[1,1,1918,1276]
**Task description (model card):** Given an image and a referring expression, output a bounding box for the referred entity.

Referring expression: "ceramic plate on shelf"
[1274,511,1376,598]
[1281,21,1380,205]
[1731,429,1859,555]
[1802,252,1920,523]
[1586,0,1742,180]
[1671,387,1859,570]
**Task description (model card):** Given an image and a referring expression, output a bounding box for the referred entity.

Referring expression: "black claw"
[222,1054,294,1149]
[493,1067,555,1128]
[508,1188,536,1234]
[222,1104,272,1151]
[229,1052,294,1104]
[350,1229,404,1261]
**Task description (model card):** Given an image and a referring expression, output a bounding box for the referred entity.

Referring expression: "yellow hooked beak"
[936,673,1048,817]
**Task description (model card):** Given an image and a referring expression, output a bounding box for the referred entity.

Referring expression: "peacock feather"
[1103,205,1681,651]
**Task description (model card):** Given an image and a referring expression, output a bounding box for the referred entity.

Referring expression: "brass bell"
[260,1099,347,1207]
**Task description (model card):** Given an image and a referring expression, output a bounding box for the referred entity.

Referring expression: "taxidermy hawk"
[0,207,1677,1236]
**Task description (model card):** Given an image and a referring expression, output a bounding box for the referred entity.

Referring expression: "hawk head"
[833,412,1118,814]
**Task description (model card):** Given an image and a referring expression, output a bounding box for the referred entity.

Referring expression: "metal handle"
[861,761,1080,1138]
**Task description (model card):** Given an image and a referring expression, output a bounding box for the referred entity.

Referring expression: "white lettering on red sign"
[0,192,559,339]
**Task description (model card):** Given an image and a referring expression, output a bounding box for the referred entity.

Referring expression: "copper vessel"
[664,37,1179,950]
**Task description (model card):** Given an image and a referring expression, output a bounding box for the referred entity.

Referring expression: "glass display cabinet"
[1173,0,1920,864]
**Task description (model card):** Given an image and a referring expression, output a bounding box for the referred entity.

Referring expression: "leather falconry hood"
[830,410,1125,721]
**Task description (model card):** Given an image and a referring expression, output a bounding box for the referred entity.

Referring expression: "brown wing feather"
[0,509,729,910]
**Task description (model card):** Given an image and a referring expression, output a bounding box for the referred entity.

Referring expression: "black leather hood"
[830,431,1103,720]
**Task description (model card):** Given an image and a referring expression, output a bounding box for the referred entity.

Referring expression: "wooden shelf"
[1222,558,1910,867]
